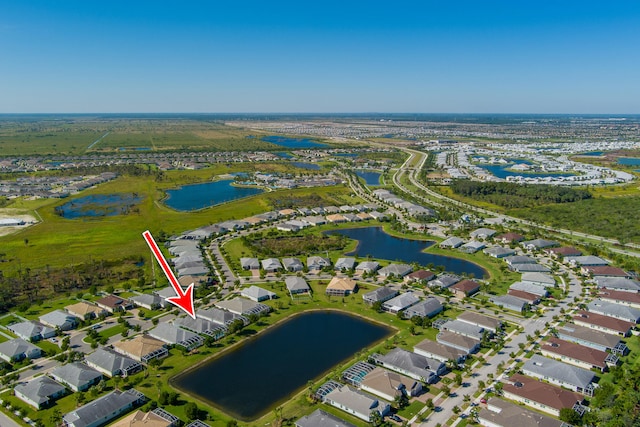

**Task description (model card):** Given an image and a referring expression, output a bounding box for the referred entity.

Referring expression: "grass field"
[0,119,291,155]
[0,168,356,277]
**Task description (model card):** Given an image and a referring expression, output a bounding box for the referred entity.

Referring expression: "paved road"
[0,409,21,427]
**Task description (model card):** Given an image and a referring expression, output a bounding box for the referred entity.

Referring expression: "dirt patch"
[0,209,39,237]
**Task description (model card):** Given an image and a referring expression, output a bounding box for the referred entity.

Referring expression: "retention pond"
[172,310,392,420]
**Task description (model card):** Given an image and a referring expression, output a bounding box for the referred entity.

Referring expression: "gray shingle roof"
[62,389,143,427]
[285,276,310,292]
[373,348,443,380]
[0,338,41,361]
[523,355,595,390]
[51,362,102,391]
[587,299,640,322]
[149,323,203,348]
[196,307,247,326]
[362,287,398,304]
[296,409,356,427]
[85,348,141,377]
[14,376,65,407]
[8,321,55,340]
[382,292,420,312]
[403,298,443,319]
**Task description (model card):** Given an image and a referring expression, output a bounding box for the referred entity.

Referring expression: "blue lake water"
[580,151,604,156]
[291,162,321,170]
[262,135,326,149]
[164,180,263,211]
[335,153,359,158]
[56,194,142,218]
[481,164,575,179]
[356,170,381,185]
[618,157,640,166]
[276,152,293,159]
[328,227,487,278]
[173,311,391,420]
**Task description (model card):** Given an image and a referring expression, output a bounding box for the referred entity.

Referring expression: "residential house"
[546,246,582,258]
[595,277,640,293]
[214,297,271,317]
[587,299,640,323]
[378,263,412,278]
[296,409,356,427]
[439,236,464,248]
[130,293,167,310]
[285,276,311,296]
[303,216,327,226]
[382,292,420,314]
[196,307,248,327]
[511,263,551,273]
[470,228,496,240]
[261,258,282,273]
[436,331,480,354]
[573,310,634,336]
[14,376,66,409]
[494,232,524,244]
[362,287,398,306]
[65,302,106,321]
[360,367,422,401]
[334,257,356,271]
[370,348,445,383]
[557,324,626,354]
[0,338,42,362]
[50,362,102,392]
[429,274,460,289]
[307,256,331,270]
[483,246,516,259]
[403,298,443,319]
[459,241,486,254]
[508,281,549,297]
[325,214,347,224]
[490,295,529,313]
[85,348,143,378]
[507,289,541,305]
[450,279,481,299]
[355,261,380,274]
[504,255,537,266]
[323,384,390,422]
[521,239,559,251]
[282,257,304,272]
[565,255,609,267]
[413,339,466,364]
[96,295,133,314]
[240,257,260,270]
[113,335,168,363]
[241,285,277,302]
[522,355,595,394]
[149,323,204,351]
[598,289,640,309]
[478,397,565,427]
[173,317,226,341]
[7,321,55,342]
[39,309,79,331]
[405,270,436,283]
[109,409,177,427]
[325,277,358,296]
[583,266,630,278]
[457,312,502,333]
[521,272,555,287]
[62,389,145,427]
[540,337,616,372]
[502,373,584,418]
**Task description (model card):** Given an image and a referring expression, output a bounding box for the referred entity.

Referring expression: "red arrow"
[142,230,196,319]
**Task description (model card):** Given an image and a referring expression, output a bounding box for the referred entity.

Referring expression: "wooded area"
[450,180,592,208]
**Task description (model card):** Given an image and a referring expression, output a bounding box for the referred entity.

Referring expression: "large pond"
[356,170,381,186]
[618,157,640,166]
[481,164,576,179]
[291,162,321,170]
[328,227,487,278]
[164,180,263,211]
[55,193,142,218]
[173,311,392,420]
[262,135,326,149]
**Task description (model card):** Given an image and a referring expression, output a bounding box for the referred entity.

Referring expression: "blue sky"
[1,1,639,113]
